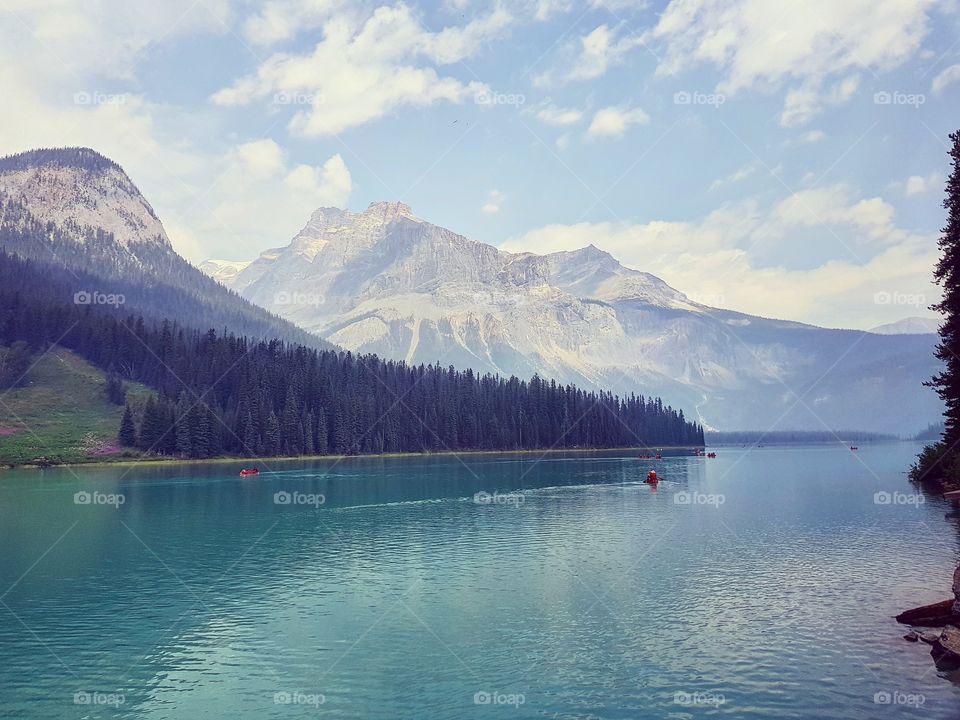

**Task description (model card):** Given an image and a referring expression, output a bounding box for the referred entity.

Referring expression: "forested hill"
[0,148,333,351]
[0,251,704,458]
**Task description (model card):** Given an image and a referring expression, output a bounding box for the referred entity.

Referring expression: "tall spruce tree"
[118,403,137,447]
[137,397,166,452]
[932,130,960,454]
[175,393,192,457]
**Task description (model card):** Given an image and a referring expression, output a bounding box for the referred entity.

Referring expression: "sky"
[1,0,959,330]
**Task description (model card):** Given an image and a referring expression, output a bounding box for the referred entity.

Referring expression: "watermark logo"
[473,690,525,708]
[74,290,125,307]
[74,490,125,508]
[674,90,726,108]
[674,691,725,707]
[674,491,725,507]
[874,491,924,507]
[873,291,925,308]
[873,690,925,707]
[475,90,525,107]
[273,91,325,106]
[73,91,127,106]
[273,691,325,707]
[873,91,925,107]
[471,290,529,309]
[73,691,125,707]
[474,490,525,507]
[274,490,325,507]
[273,290,324,307]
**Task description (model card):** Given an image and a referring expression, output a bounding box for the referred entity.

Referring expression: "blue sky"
[1,0,959,329]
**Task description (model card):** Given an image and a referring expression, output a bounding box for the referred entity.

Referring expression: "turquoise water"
[1,444,959,718]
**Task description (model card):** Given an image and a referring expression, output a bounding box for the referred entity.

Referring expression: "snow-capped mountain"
[199,259,252,284]
[870,317,940,335]
[0,147,331,348]
[207,202,943,434]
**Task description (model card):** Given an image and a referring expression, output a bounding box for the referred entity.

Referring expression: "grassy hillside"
[0,346,152,466]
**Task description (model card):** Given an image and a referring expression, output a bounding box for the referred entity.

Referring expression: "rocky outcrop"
[953,566,960,613]
[932,625,960,668]
[896,598,960,626]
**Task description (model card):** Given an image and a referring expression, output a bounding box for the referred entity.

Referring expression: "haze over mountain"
[0,148,332,349]
[205,202,943,435]
[869,317,940,336]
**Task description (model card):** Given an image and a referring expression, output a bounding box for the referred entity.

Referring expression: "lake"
[1,444,959,718]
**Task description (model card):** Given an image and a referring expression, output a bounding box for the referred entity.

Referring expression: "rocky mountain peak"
[363,201,417,221]
[0,146,169,249]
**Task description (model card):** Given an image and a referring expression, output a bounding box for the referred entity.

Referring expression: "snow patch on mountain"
[199,259,252,284]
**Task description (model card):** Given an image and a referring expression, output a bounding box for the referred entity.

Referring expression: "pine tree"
[264,411,281,456]
[913,129,960,486]
[175,393,192,457]
[191,404,213,458]
[137,397,167,452]
[281,385,301,455]
[932,130,960,454]
[303,410,315,455]
[118,403,137,447]
[315,411,328,454]
[242,410,258,457]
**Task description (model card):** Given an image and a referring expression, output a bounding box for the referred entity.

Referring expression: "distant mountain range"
[0,146,941,435]
[869,317,940,335]
[0,147,332,349]
[204,201,943,434]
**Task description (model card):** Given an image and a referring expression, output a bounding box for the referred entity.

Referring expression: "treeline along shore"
[0,250,704,463]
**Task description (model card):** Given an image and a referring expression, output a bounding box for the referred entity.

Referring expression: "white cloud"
[904,172,944,196]
[591,0,647,9]
[481,189,504,214]
[648,0,935,126]
[586,105,650,139]
[710,163,756,191]
[0,55,353,262]
[932,63,960,94]
[243,0,344,45]
[536,105,583,126]
[184,141,352,261]
[534,0,574,20]
[801,130,826,144]
[534,24,644,86]
[501,185,936,328]
[1,0,233,80]
[780,75,859,127]
[213,4,509,136]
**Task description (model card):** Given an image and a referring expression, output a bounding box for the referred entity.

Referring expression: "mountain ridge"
[0,146,334,349]
[204,200,942,434]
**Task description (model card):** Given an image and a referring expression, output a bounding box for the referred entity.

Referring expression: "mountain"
[0,250,703,461]
[0,147,331,349]
[870,317,940,335]
[207,201,943,435]
[200,259,252,284]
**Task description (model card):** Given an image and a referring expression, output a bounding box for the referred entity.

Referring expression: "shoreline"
[2,438,922,472]
[5,445,709,471]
